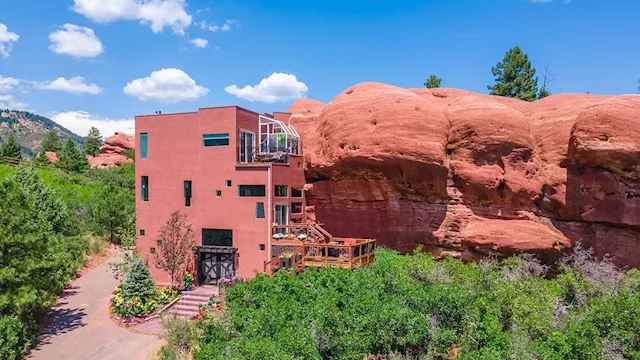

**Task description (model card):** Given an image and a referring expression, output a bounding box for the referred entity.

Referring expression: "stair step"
[178,299,208,307]
[173,305,201,312]
[168,310,198,318]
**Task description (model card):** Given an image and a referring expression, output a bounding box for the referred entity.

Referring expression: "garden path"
[28,254,164,360]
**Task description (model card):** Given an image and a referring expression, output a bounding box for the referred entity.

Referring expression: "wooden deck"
[264,237,376,275]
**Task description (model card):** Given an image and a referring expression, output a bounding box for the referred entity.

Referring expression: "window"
[141,176,149,201]
[238,185,265,197]
[203,133,229,147]
[259,244,266,251]
[274,185,288,197]
[216,190,222,198]
[184,181,192,206]
[226,180,232,187]
[297,161,301,169]
[291,188,303,198]
[255,202,265,218]
[140,133,148,159]
[157,240,163,247]
[202,229,233,247]
[150,247,156,254]
[139,229,145,236]
[292,202,303,214]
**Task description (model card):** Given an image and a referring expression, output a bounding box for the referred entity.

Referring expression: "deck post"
[359,244,363,265]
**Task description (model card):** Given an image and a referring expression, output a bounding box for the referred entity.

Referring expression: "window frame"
[202,133,230,147]
[184,180,192,207]
[255,202,265,218]
[291,187,303,198]
[141,176,149,202]
[202,229,233,247]
[291,202,303,215]
[140,133,148,159]
[274,185,288,198]
[238,185,266,197]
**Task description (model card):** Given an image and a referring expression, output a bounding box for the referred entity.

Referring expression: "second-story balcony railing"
[238,139,301,164]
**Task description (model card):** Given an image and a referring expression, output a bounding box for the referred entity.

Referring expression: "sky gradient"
[1,0,639,136]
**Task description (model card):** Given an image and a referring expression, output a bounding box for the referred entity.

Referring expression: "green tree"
[84,127,102,156]
[57,138,89,173]
[1,134,22,159]
[488,46,539,101]
[538,88,551,99]
[424,75,442,89]
[88,185,135,245]
[154,211,196,287]
[41,131,62,153]
[121,257,157,300]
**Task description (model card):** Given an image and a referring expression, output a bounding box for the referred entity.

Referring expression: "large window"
[140,133,148,159]
[202,229,233,247]
[238,185,265,197]
[141,176,149,201]
[184,181,192,206]
[203,133,229,147]
[274,185,288,197]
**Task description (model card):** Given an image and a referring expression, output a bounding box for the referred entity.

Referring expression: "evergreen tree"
[84,127,102,156]
[488,46,539,102]
[538,88,551,99]
[41,132,62,153]
[57,138,89,173]
[32,150,52,167]
[424,75,442,89]
[1,134,22,159]
[121,257,157,300]
[89,185,135,245]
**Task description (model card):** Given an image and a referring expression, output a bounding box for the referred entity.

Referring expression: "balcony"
[238,115,301,165]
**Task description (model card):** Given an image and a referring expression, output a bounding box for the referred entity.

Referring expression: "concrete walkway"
[29,255,164,360]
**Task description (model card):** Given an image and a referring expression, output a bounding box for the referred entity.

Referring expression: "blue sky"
[1,0,639,136]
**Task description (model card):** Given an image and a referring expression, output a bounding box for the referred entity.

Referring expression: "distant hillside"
[0,110,84,157]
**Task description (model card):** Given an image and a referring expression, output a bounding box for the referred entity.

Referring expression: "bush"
[121,258,157,301]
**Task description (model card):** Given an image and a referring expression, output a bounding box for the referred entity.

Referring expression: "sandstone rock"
[100,144,125,154]
[105,132,135,150]
[87,153,133,169]
[290,83,640,268]
[36,151,58,162]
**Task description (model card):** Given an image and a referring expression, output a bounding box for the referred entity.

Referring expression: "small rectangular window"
[291,188,303,198]
[184,181,192,206]
[150,247,156,254]
[274,185,288,197]
[297,161,301,169]
[157,240,163,247]
[202,229,233,247]
[216,190,222,198]
[140,133,148,159]
[139,229,145,236]
[292,202,303,214]
[226,180,232,187]
[238,185,265,197]
[203,133,229,147]
[259,244,266,251]
[141,176,149,201]
[255,202,265,218]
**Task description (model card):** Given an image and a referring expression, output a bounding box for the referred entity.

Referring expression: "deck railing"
[264,238,376,275]
[271,224,332,244]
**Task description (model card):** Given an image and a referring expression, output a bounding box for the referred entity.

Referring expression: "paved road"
[29,255,164,360]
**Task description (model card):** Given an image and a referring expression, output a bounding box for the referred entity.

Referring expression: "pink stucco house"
[135,106,307,285]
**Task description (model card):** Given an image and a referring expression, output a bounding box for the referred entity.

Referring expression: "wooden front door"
[198,247,236,285]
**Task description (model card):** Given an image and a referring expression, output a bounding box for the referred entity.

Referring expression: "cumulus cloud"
[0,76,28,110]
[0,24,19,58]
[200,19,236,32]
[49,24,104,58]
[0,75,20,93]
[189,38,208,48]
[123,68,209,103]
[0,94,29,110]
[35,76,103,95]
[72,0,192,34]
[224,73,308,103]
[51,110,134,137]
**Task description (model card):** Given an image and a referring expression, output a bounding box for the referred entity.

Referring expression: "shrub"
[121,258,157,301]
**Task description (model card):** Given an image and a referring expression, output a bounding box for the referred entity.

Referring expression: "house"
[135,106,308,285]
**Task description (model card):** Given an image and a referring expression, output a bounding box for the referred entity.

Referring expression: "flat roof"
[135,105,292,119]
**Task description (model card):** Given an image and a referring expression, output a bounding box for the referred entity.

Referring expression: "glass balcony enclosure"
[238,115,301,163]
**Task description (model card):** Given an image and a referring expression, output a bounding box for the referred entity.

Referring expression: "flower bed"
[190,295,224,320]
[110,284,181,325]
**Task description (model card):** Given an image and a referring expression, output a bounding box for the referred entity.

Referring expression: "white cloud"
[0,75,20,93]
[189,37,208,48]
[0,94,29,110]
[123,68,209,103]
[200,19,236,32]
[224,73,308,103]
[72,0,192,35]
[0,24,19,58]
[51,110,134,137]
[35,76,103,95]
[49,24,104,58]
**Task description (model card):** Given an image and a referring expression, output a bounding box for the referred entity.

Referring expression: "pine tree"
[89,185,135,245]
[424,75,442,89]
[57,138,89,173]
[121,257,157,300]
[84,127,102,156]
[1,134,22,159]
[488,46,539,102]
[41,132,62,153]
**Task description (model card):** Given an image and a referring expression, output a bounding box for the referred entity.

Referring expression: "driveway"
[28,255,164,360]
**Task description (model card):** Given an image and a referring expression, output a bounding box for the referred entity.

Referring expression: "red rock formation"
[88,132,135,169]
[290,83,640,268]
[36,151,58,163]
